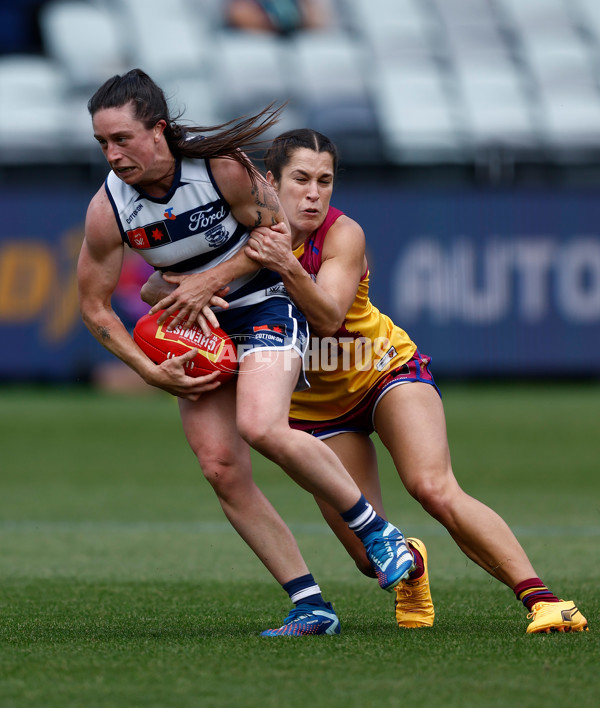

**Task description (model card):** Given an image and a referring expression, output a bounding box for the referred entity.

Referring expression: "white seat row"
[2,0,600,164]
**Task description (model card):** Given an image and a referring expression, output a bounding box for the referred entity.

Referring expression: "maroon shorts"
[289,350,441,439]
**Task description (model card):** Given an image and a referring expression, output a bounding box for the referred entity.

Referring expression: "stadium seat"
[184,0,228,28]
[286,31,379,162]
[211,30,290,117]
[498,0,572,27]
[4,0,600,166]
[447,44,538,147]
[343,0,433,38]
[520,36,596,90]
[537,84,600,152]
[288,31,368,104]
[443,17,508,58]
[575,0,600,38]
[109,0,211,82]
[342,0,439,65]
[457,66,538,148]
[39,1,127,91]
[432,0,502,26]
[0,55,70,157]
[371,65,463,162]
[161,75,223,128]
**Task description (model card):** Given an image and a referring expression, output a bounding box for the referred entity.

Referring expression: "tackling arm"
[148,157,286,331]
[246,216,366,337]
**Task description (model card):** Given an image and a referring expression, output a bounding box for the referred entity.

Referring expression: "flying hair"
[88,68,284,181]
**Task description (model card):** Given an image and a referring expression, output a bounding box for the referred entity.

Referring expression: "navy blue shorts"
[218,297,310,390]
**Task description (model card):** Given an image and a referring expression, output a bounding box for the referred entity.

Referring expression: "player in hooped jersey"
[245,129,588,634]
[78,69,419,636]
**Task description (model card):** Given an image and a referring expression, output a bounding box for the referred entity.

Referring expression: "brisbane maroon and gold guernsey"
[289,206,417,422]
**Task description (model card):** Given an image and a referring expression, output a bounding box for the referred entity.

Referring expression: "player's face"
[92,102,166,186]
[272,148,335,238]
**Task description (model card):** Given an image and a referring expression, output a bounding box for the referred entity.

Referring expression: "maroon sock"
[408,542,424,580]
[514,577,560,611]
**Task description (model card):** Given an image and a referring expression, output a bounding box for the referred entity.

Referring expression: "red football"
[133,310,238,382]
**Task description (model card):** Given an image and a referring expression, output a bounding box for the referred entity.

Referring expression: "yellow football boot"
[526,600,588,633]
[394,537,435,628]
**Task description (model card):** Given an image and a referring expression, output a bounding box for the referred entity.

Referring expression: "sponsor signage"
[334,186,600,375]
[1,184,599,379]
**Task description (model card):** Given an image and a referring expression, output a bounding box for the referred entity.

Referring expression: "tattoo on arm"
[99,326,111,342]
[252,182,280,214]
[251,210,278,228]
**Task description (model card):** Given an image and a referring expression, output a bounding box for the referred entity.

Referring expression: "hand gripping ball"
[133,310,237,382]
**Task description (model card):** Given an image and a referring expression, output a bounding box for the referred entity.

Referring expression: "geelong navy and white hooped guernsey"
[105,157,286,309]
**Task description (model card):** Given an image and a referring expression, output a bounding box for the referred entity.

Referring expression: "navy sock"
[341,494,387,542]
[283,574,326,607]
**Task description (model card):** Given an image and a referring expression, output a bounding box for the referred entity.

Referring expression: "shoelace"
[282,608,312,623]
[395,584,414,601]
[396,579,429,604]
[526,602,549,621]
[282,606,333,625]
[366,535,395,561]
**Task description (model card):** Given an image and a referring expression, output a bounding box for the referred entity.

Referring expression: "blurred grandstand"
[2,0,600,181]
[1,0,599,382]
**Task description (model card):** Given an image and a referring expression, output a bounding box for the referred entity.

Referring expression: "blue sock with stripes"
[283,574,326,608]
[341,494,387,541]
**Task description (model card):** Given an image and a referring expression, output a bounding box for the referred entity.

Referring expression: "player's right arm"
[78,187,221,399]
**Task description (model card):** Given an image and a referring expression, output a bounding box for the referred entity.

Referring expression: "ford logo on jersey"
[188,200,228,232]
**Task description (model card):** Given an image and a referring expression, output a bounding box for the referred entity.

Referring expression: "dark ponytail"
[88,68,283,178]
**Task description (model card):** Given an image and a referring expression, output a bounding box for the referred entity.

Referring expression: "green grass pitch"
[0,382,598,707]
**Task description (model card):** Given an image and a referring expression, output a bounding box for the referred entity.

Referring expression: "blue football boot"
[260,603,340,636]
[364,522,415,592]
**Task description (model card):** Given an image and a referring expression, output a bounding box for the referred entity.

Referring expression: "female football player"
[243,128,588,634]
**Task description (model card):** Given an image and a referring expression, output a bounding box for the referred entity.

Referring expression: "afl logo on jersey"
[126,221,172,249]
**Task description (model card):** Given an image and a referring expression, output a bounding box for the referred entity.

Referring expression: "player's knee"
[410,472,458,521]
[237,415,284,459]
[237,419,265,450]
[197,450,247,499]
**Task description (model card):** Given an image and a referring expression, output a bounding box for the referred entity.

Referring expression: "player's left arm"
[217,157,289,232]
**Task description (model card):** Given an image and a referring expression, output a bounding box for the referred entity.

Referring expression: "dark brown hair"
[263,128,339,182]
[88,68,283,178]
